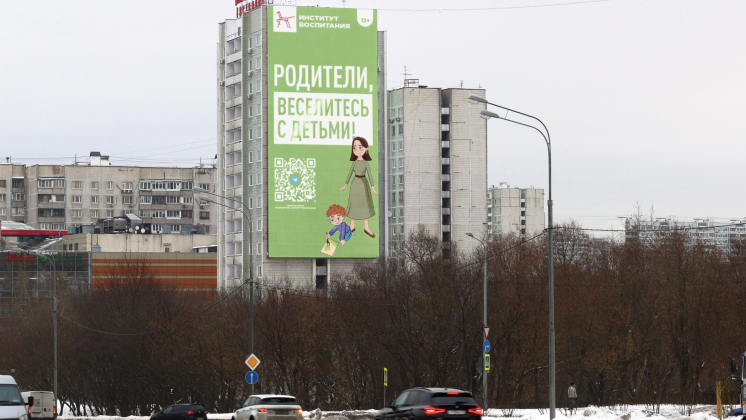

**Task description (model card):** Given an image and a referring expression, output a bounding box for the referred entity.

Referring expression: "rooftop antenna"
[403,65,410,85]
[460,80,463,88]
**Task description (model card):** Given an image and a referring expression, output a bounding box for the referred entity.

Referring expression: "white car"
[233,395,302,420]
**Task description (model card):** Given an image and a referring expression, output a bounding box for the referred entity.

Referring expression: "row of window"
[0,193,25,202]
[226,173,262,189]
[391,192,405,205]
[391,175,404,186]
[225,264,263,279]
[0,179,25,189]
[226,241,263,256]
[138,209,209,220]
[139,195,194,205]
[391,158,404,169]
[226,218,262,234]
[390,124,404,137]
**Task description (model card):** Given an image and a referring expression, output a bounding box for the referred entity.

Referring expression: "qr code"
[274,158,316,202]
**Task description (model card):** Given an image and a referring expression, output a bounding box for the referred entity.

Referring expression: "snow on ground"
[58,404,729,420]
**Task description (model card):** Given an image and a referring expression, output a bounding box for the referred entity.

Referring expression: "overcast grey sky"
[1,0,744,232]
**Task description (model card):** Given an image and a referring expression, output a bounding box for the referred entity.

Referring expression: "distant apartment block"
[0,152,217,234]
[386,80,488,256]
[488,183,545,237]
[622,217,746,255]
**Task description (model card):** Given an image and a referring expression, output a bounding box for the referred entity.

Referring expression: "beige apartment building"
[0,153,218,234]
[386,81,488,256]
[488,183,545,237]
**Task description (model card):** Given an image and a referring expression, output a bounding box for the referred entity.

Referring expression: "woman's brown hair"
[349,136,372,161]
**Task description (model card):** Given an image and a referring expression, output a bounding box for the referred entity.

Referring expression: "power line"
[379,0,611,12]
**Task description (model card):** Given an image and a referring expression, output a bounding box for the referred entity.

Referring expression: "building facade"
[217,7,387,291]
[386,81,488,256]
[623,217,746,255]
[0,155,218,235]
[488,183,545,237]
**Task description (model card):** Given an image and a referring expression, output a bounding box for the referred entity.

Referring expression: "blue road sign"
[484,340,491,353]
[245,371,259,385]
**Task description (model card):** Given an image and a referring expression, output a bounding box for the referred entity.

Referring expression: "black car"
[376,388,482,420]
[151,404,208,420]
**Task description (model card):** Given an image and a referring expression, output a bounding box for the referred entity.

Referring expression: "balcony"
[442,208,451,215]
[442,191,451,199]
[442,225,451,233]
[441,158,450,165]
[441,174,450,182]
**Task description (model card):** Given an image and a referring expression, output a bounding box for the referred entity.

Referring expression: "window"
[256,149,262,161]
[105,196,115,204]
[399,175,404,184]
[181,181,193,191]
[152,196,166,204]
[167,182,180,190]
[122,181,134,191]
[171,224,181,232]
[12,179,23,188]
[0,194,5,202]
[140,195,152,204]
[0,180,5,188]
[227,127,241,143]
[199,183,209,191]
[91,181,99,189]
[71,181,83,189]
[398,158,404,168]
[167,210,180,218]
[181,196,193,204]
[391,176,396,186]
[38,179,64,188]
[0,208,5,216]
[106,181,114,190]
[152,210,166,218]
[398,124,403,134]
[11,207,24,216]
[226,104,242,121]
[139,181,151,190]
[256,242,262,255]
[91,196,99,204]
[13,193,25,201]
[400,225,404,234]
[256,219,262,231]
[249,174,254,186]
[391,159,397,169]
[122,196,133,205]
[391,192,396,204]
[400,141,404,151]
[255,34,260,46]
[139,210,152,218]
[257,196,262,208]
[399,192,404,203]
[398,108,404,117]
[226,82,242,100]
[167,196,179,204]
[105,210,114,218]
[200,211,210,220]
[399,209,404,217]
[249,197,254,209]
[71,195,82,203]
[90,210,99,218]
[181,210,193,218]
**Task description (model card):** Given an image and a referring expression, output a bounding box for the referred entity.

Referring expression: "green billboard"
[267,5,379,258]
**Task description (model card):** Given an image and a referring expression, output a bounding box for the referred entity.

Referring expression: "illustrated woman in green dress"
[339,136,378,238]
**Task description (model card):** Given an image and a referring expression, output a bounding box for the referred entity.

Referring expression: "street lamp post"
[192,187,255,391]
[26,250,58,400]
[469,95,555,419]
[466,233,488,410]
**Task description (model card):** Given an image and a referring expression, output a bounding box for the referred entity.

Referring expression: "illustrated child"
[326,204,353,245]
[338,136,378,238]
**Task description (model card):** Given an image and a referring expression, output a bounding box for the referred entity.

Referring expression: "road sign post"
[383,367,388,405]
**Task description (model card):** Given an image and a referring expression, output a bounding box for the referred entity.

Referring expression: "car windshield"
[430,395,477,405]
[0,385,23,405]
[260,397,297,405]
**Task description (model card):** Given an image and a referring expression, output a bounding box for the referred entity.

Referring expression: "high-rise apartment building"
[386,81,488,256]
[217,5,387,291]
[0,154,217,234]
[488,183,545,237]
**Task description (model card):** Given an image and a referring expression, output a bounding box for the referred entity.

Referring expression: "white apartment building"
[0,154,217,234]
[623,217,746,255]
[216,8,387,291]
[386,81,488,256]
[488,183,545,237]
